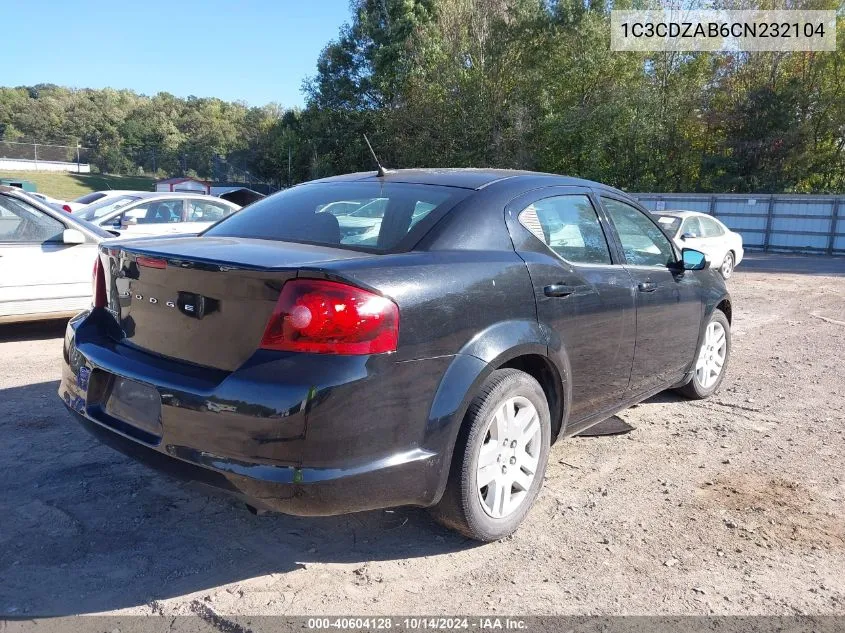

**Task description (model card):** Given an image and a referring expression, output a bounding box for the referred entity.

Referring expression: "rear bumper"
[64,406,437,515]
[59,310,453,516]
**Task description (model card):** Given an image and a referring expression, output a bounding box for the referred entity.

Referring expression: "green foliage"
[2,1,844,193]
[301,0,845,193]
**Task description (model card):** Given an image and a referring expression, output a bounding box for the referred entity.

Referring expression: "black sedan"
[59,169,731,541]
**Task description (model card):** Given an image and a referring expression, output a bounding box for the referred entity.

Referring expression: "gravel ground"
[1,253,843,618]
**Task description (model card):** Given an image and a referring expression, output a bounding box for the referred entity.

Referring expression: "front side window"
[131,200,184,224]
[0,195,65,243]
[602,197,675,267]
[205,183,471,252]
[518,194,612,265]
[681,217,704,238]
[699,216,725,237]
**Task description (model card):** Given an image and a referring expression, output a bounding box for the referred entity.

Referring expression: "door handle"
[544,283,576,298]
[638,281,658,293]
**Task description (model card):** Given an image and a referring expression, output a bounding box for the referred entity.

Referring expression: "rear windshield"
[73,192,107,205]
[73,195,140,221]
[204,182,471,252]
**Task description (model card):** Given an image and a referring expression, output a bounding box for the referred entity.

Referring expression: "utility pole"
[287,144,292,188]
[76,143,81,173]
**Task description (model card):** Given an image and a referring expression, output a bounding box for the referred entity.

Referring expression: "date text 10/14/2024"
[306,617,528,631]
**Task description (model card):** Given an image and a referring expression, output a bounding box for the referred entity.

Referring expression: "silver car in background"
[0,187,113,323]
[72,192,240,238]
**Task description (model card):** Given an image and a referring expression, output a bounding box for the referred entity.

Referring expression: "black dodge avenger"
[60,169,731,541]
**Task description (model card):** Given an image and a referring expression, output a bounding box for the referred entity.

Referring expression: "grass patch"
[0,171,156,201]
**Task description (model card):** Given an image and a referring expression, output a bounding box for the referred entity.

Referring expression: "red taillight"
[260,279,399,355]
[92,257,107,308]
[62,204,72,213]
[136,255,167,269]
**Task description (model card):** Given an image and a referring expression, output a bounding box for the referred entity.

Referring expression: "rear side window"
[518,195,612,265]
[205,183,471,252]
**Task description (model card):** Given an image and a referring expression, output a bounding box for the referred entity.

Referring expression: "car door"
[506,188,636,423]
[0,194,97,319]
[599,196,704,394]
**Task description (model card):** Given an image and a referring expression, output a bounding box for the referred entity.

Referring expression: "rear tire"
[719,252,735,279]
[676,309,730,400]
[429,369,551,542]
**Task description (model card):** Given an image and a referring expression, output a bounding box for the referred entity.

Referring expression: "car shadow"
[643,391,686,405]
[0,319,68,342]
[0,379,477,616]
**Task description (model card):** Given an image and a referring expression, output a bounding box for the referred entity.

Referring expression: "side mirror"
[681,248,707,271]
[680,232,696,241]
[62,228,86,244]
[121,216,138,228]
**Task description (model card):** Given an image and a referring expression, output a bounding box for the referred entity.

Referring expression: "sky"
[1,0,353,108]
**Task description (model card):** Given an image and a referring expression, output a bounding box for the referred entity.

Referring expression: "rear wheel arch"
[424,328,569,506]
[497,354,564,443]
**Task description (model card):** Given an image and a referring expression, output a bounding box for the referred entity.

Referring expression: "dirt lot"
[1,254,844,618]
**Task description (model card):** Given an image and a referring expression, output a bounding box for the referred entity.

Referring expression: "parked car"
[652,210,743,279]
[59,169,732,541]
[0,186,113,324]
[72,192,240,237]
[29,191,70,211]
[64,190,139,214]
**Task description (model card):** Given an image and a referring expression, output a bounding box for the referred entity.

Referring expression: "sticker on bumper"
[77,366,90,390]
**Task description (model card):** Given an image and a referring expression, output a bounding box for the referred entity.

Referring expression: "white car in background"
[29,192,70,210]
[72,192,240,238]
[653,210,744,279]
[0,187,113,323]
[63,190,138,213]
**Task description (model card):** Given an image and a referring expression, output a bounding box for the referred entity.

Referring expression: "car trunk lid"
[100,236,372,371]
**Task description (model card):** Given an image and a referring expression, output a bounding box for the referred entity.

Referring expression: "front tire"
[430,369,551,542]
[676,309,730,400]
[719,252,735,279]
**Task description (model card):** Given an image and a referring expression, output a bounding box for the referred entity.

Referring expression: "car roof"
[655,210,711,218]
[112,191,216,199]
[307,168,629,194]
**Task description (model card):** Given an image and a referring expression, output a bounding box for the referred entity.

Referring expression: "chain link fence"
[0,140,92,172]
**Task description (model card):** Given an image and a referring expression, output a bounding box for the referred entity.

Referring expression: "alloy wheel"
[721,253,734,278]
[695,321,727,389]
[475,396,542,519]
